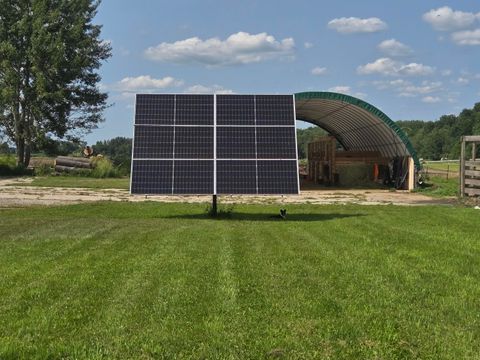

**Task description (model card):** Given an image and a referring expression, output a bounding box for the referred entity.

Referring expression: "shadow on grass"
[166,212,365,222]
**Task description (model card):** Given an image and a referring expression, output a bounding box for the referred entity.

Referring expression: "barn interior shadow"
[165,212,365,222]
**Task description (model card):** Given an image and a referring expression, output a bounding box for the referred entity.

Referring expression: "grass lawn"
[1,202,479,359]
[416,176,459,197]
[11,176,130,189]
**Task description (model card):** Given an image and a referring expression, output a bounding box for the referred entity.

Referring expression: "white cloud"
[456,77,470,85]
[422,96,441,103]
[451,29,480,45]
[144,32,295,66]
[357,58,435,76]
[441,69,452,76]
[328,85,351,93]
[304,42,313,49]
[311,67,327,75]
[373,79,443,98]
[184,84,234,94]
[423,6,479,31]
[377,39,412,57]
[328,17,387,34]
[399,81,443,97]
[115,75,183,92]
[327,86,367,99]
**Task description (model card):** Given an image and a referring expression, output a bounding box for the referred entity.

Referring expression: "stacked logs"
[55,156,92,173]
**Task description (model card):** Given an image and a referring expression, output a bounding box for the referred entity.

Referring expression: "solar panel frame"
[130,93,299,195]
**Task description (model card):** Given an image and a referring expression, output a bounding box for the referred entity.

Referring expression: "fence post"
[460,137,465,197]
[447,164,449,180]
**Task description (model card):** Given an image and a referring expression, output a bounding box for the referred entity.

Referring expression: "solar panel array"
[131,94,299,195]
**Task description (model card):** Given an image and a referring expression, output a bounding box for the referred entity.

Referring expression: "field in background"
[422,161,459,180]
[1,202,479,359]
[16,176,130,189]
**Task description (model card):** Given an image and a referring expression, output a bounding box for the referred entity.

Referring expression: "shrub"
[0,155,32,176]
[34,163,54,176]
[90,157,120,178]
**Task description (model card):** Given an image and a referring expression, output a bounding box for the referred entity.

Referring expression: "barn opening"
[295,92,419,190]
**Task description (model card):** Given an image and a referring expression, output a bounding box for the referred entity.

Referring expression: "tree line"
[397,102,480,160]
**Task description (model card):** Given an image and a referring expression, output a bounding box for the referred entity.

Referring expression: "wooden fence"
[460,136,480,197]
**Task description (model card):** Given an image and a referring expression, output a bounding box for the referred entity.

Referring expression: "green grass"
[423,161,459,172]
[1,202,479,359]
[416,176,459,197]
[10,176,130,189]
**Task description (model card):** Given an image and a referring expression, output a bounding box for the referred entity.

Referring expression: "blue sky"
[88,0,480,143]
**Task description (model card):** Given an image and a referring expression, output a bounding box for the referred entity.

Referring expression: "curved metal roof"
[295,91,419,167]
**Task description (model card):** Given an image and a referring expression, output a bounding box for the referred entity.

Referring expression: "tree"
[93,137,132,173]
[0,0,111,166]
[397,102,480,160]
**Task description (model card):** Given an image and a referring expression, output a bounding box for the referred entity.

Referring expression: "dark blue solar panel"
[176,94,214,125]
[173,160,214,194]
[131,94,298,195]
[131,160,173,194]
[175,126,213,159]
[135,94,174,125]
[216,127,256,159]
[257,160,298,194]
[133,126,173,158]
[256,95,295,125]
[217,95,255,125]
[217,160,257,194]
[256,127,297,159]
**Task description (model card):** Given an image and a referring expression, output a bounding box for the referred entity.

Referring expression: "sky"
[88,0,480,144]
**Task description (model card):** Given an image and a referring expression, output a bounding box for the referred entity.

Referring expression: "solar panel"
[131,94,299,195]
[173,160,214,194]
[256,127,297,159]
[131,160,173,194]
[216,127,256,159]
[133,126,173,158]
[217,95,255,125]
[135,94,174,125]
[257,160,299,194]
[256,95,295,125]
[217,160,257,194]
[176,94,214,125]
[174,126,213,159]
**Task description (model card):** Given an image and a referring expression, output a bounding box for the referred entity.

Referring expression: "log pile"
[54,156,92,173]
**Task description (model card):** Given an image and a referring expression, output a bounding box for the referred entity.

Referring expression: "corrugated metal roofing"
[295,92,420,167]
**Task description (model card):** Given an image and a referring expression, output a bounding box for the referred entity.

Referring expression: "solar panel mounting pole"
[212,195,218,216]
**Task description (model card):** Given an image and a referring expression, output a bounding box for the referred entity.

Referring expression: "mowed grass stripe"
[0,202,479,359]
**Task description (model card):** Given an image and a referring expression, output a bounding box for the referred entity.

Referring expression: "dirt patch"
[0,177,457,208]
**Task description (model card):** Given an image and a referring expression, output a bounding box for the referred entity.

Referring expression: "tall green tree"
[0,0,111,166]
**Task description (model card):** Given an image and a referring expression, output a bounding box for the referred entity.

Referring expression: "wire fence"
[421,160,459,180]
